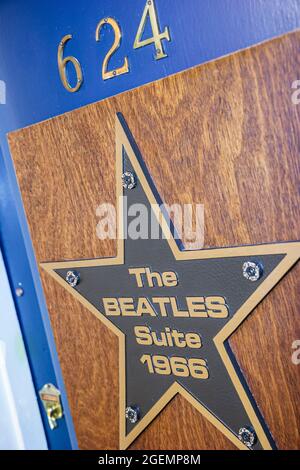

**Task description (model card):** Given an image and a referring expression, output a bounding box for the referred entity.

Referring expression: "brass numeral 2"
[95,18,129,80]
[58,0,170,91]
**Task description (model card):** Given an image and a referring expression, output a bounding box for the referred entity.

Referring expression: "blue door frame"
[0,0,299,449]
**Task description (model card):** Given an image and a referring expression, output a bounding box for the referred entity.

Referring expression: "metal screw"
[15,287,24,297]
[238,426,257,447]
[125,406,140,424]
[66,270,80,287]
[122,171,137,190]
[242,261,263,282]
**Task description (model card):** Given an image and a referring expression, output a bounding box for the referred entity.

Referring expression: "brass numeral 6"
[57,34,83,92]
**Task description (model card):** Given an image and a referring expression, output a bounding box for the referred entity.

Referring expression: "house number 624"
[57,0,171,93]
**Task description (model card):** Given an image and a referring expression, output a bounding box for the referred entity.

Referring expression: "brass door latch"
[39,383,63,430]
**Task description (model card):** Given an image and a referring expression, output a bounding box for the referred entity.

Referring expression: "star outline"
[41,113,300,450]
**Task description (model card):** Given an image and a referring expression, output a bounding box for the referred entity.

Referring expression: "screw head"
[238,426,257,447]
[125,406,140,424]
[122,171,137,190]
[15,287,24,297]
[66,270,80,287]
[242,261,263,282]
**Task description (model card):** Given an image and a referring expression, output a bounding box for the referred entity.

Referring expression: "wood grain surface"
[9,31,300,449]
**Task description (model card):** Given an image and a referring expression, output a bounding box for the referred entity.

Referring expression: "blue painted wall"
[1,0,300,131]
[0,0,299,449]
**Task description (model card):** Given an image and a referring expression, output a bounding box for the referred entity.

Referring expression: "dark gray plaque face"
[42,113,300,450]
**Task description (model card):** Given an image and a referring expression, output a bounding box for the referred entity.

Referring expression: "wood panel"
[9,31,300,449]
